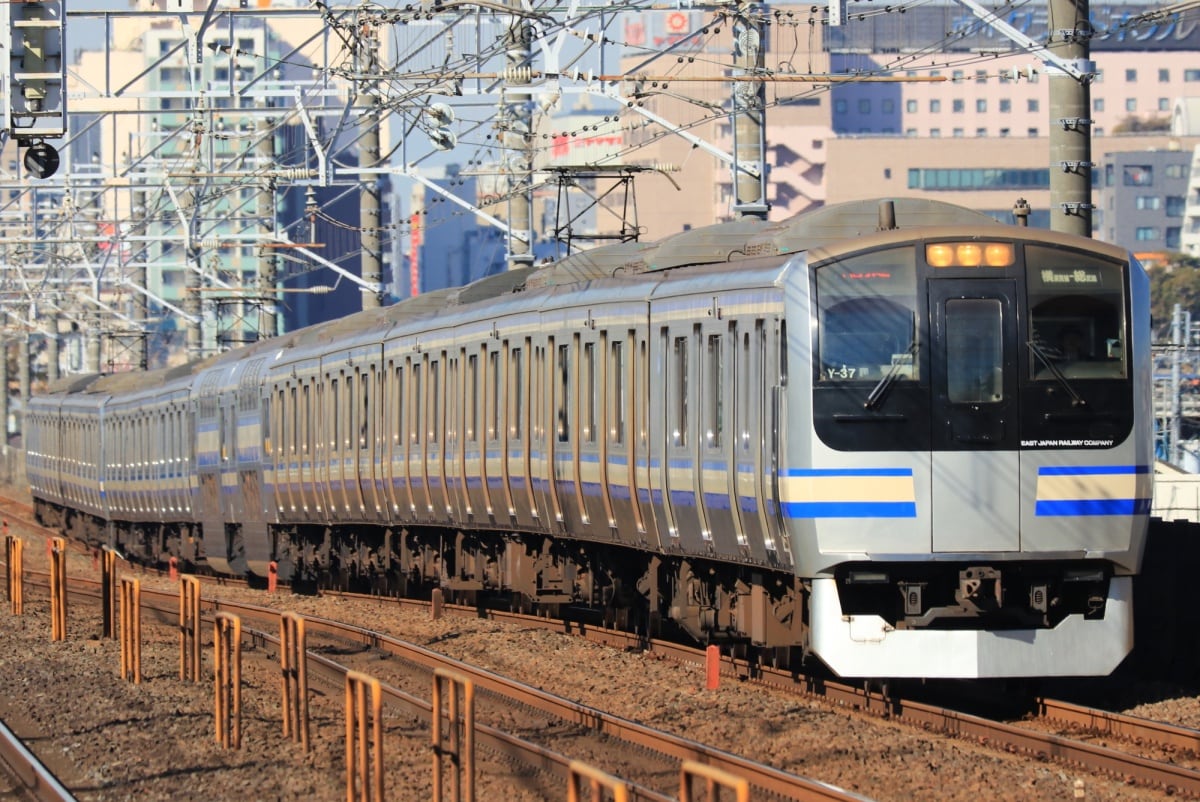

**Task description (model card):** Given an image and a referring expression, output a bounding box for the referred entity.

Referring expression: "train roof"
[37,198,1120,398]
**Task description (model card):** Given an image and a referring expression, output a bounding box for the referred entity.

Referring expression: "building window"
[906,99,917,113]
[1167,196,1185,216]
[1028,128,1038,137]
[1167,227,1182,248]
[1028,99,1039,113]
[882,99,895,114]
[858,99,871,114]
[1159,98,1170,111]
[1166,164,1187,179]
[1135,227,1159,241]
[952,69,964,82]
[953,127,964,137]
[1126,68,1137,82]
[905,128,918,137]
[1124,165,1153,185]
[952,99,964,113]
[1186,69,1200,82]
[1159,68,1170,82]
[999,99,1011,113]
[1094,98,1105,112]
[834,99,847,113]
[930,99,941,113]
[975,70,988,83]
[976,127,987,137]
[1126,98,1137,112]
[1135,196,1161,210]
[999,127,1010,137]
[931,128,941,137]
[976,99,987,112]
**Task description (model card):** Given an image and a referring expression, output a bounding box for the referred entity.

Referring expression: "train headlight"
[925,242,1015,268]
[926,244,955,267]
[957,243,983,266]
[984,243,1014,266]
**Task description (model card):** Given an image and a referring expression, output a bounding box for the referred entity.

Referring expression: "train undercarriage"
[33,498,809,653]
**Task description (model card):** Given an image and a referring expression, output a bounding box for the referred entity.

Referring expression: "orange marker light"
[956,243,983,266]
[926,244,955,267]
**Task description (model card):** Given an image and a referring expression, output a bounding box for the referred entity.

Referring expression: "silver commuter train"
[26,198,1153,679]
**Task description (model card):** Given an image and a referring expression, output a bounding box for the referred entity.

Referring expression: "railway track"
[6,494,1200,799]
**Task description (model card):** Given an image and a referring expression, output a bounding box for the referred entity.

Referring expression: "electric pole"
[1047,0,1094,236]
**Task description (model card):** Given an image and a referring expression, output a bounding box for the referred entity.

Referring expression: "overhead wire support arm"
[953,0,1095,81]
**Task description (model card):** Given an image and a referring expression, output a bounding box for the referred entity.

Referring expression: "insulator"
[504,65,533,83]
[201,237,223,250]
[653,163,680,173]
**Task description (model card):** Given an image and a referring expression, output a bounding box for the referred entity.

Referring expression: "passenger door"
[928,279,1021,552]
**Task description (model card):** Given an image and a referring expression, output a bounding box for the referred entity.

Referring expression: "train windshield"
[1025,245,1127,381]
[816,246,919,383]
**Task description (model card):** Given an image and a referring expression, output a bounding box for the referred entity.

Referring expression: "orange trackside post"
[280,612,310,752]
[432,668,476,802]
[345,671,384,802]
[567,760,631,802]
[49,537,67,641]
[119,578,142,684]
[268,561,278,593]
[214,613,242,749]
[101,548,118,639]
[5,535,22,615]
[679,761,750,802]
[168,556,178,582]
[179,576,202,682]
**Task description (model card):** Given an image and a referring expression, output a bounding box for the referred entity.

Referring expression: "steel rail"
[42,576,866,802]
[1037,697,1200,754]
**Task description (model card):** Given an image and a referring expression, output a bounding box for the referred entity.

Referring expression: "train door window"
[706,333,723,447]
[557,342,570,442]
[361,369,371,448]
[584,341,596,444]
[946,299,1004,403]
[779,320,788,387]
[332,377,341,452]
[394,364,404,445]
[511,346,523,439]
[639,338,649,449]
[430,359,440,445]
[673,333,688,447]
[610,340,624,445]
[412,361,423,445]
[489,350,500,441]
[741,329,751,452]
[467,353,478,442]
[301,383,311,455]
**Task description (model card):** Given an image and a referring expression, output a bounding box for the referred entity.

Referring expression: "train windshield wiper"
[1026,340,1087,407]
[864,338,916,411]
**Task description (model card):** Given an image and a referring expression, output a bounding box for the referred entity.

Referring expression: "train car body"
[26,198,1153,679]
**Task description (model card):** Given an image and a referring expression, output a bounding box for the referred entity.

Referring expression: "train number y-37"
[26,198,1153,679]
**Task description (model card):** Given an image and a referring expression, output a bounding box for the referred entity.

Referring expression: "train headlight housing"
[925,242,1014,268]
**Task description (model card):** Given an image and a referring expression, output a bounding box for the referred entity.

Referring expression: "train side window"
[412,362,423,445]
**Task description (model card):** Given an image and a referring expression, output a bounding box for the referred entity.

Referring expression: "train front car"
[784,205,1152,679]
